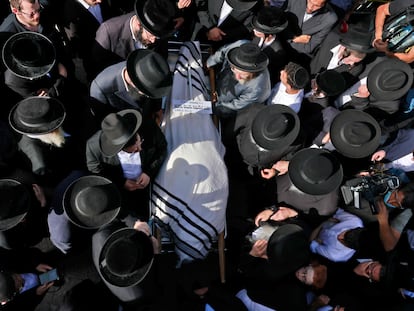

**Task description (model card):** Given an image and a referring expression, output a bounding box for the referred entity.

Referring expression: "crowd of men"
[0,0,414,310]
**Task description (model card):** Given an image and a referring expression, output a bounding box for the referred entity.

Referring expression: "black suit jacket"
[192,0,262,48]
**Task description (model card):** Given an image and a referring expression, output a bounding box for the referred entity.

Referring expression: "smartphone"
[39,269,59,285]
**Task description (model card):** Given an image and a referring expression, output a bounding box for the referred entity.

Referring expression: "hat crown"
[234,43,264,68]
[134,52,171,94]
[302,153,338,183]
[75,185,113,217]
[16,99,51,127]
[106,238,141,276]
[316,70,346,96]
[253,7,287,34]
[340,27,374,52]
[136,0,175,37]
[101,113,133,146]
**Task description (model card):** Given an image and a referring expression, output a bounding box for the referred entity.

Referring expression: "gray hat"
[99,109,142,157]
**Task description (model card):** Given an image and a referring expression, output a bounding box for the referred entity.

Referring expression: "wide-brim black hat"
[126,49,172,99]
[267,224,310,274]
[367,58,413,101]
[289,148,343,195]
[227,43,269,73]
[9,96,66,135]
[227,0,258,10]
[2,31,56,80]
[316,70,347,97]
[0,179,30,231]
[99,109,142,157]
[330,110,381,158]
[251,104,300,150]
[339,26,375,54]
[252,7,288,34]
[134,0,175,38]
[63,175,121,229]
[99,228,154,287]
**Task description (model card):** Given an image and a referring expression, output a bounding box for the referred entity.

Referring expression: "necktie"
[88,4,103,24]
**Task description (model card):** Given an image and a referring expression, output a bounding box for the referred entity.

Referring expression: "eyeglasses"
[19,4,43,18]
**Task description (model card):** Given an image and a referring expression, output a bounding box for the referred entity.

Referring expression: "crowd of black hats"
[0,0,414,310]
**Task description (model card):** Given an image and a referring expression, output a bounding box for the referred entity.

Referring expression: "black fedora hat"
[9,96,66,135]
[63,175,121,229]
[99,109,142,157]
[289,148,343,195]
[227,0,258,10]
[2,31,55,80]
[367,58,413,101]
[330,110,381,158]
[98,228,154,287]
[339,26,375,54]
[126,49,172,99]
[0,179,31,231]
[316,70,347,97]
[251,104,300,150]
[134,0,175,38]
[267,224,310,274]
[252,7,288,35]
[227,43,269,73]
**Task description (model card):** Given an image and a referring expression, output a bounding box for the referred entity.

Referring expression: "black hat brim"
[367,58,413,101]
[0,179,30,231]
[99,109,142,157]
[330,110,381,158]
[2,31,55,80]
[63,176,121,229]
[9,96,66,135]
[227,46,269,73]
[288,148,343,195]
[126,49,172,99]
[251,104,300,150]
[99,228,154,287]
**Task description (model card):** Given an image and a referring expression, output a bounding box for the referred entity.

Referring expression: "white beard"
[27,127,65,147]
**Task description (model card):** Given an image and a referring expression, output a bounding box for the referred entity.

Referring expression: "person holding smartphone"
[0,265,57,310]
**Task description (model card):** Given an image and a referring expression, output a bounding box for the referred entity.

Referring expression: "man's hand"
[373,38,389,52]
[36,282,54,296]
[124,179,140,191]
[254,210,274,226]
[32,184,47,208]
[261,168,277,179]
[376,198,389,225]
[177,0,191,9]
[136,173,150,189]
[207,27,226,41]
[272,161,289,176]
[371,150,386,162]
[292,35,311,44]
[249,240,268,259]
[35,264,53,273]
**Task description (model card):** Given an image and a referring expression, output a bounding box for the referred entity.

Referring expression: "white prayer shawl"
[151,42,228,266]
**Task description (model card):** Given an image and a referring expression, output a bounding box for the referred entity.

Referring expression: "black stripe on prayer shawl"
[151,182,218,242]
[151,192,210,259]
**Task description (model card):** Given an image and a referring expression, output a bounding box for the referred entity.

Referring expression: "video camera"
[341,173,400,215]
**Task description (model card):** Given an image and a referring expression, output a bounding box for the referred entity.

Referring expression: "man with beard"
[91,0,176,76]
[8,96,86,187]
[90,49,172,123]
[206,42,271,119]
